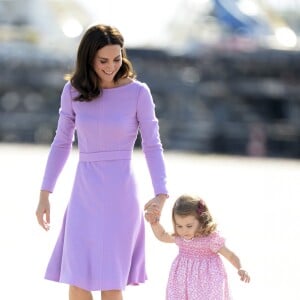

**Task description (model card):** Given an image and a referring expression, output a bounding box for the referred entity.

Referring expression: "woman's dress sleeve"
[40,82,76,192]
[137,83,168,196]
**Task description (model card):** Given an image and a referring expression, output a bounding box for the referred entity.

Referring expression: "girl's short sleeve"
[209,231,225,253]
[174,236,181,246]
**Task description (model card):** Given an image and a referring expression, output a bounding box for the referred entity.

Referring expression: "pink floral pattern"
[166,231,232,300]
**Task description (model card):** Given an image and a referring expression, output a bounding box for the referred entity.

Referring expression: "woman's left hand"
[144,194,168,223]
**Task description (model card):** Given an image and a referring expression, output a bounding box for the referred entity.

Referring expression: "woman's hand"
[144,194,168,224]
[36,190,51,231]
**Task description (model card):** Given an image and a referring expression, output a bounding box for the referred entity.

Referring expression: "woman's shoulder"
[61,80,74,94]
[127,79,149,90]
[61,80,71,90]
[62,81,80,98]
[119,79,152,98]
[102,79,148,92]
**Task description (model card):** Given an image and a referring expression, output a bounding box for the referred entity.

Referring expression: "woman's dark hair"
[68,24,136,101]
[172,194,217,237]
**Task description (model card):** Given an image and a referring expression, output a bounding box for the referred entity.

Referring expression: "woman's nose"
[108,61,115,69]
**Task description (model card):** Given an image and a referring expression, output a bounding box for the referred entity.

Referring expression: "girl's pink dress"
[167,231,232,300]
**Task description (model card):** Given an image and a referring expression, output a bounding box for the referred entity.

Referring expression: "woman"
[36,24,168,300]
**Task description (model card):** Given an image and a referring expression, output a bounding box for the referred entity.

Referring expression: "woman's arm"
[37,82,75,230]
[218,246,250,283]
[137,83,168,199]
[41,82,76,192]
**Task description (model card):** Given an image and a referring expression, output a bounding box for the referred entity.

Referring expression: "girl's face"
[93,44,123,88]
[174,214,200,240]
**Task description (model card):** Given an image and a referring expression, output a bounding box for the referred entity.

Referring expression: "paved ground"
[1,143,299,299]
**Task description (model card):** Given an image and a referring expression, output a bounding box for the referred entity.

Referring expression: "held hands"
[36,190,51,231]
[144,194,168,224]
[238,268,250,283]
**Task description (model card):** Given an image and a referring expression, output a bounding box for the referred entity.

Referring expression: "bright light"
[237,0,259,16]
[62,18,83,38]
[275,26,298,48]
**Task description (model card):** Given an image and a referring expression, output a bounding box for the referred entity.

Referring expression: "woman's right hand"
[36,190,51,231]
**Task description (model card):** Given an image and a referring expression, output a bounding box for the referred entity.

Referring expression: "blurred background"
[1,2,300,299]
[1,0,300,158]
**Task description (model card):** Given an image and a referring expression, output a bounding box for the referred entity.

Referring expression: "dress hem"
[44,275,147,292]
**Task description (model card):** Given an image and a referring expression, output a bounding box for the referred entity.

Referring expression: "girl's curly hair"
[172,194,217,237]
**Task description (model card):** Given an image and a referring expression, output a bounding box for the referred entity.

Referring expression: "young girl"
[145,194,250,300]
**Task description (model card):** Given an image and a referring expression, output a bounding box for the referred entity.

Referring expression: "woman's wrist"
[156,194,168,206]
[156,194,169,200]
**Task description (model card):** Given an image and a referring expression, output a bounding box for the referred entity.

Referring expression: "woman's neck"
[101,77,132,89]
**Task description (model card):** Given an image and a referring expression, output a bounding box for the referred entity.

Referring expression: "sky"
[75,0,183,48]
[74,0,300,49]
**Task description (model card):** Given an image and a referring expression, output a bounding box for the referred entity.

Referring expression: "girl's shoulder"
[206,231,226,252]
[192,231,225,244]
[209,230,224,238]
[202,230,225,241]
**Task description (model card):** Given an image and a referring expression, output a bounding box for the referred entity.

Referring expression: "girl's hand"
[144,194,168,223]
[36,190,51,231]
[238,269,250,283]
[144,209,160,224]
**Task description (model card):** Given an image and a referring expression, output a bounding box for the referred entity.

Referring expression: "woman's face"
[174,214,200,240]
[93,44,123,87]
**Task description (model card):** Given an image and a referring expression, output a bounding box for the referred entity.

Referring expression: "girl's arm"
[218,246,250,283]
[150,222,175,243]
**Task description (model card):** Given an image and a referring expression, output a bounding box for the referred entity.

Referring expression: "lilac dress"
[167,232,231,300]
[41,80,168,291]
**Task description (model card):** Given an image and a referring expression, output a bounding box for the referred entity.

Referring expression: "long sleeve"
[137,83,168,196]
[40,82,76,192]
